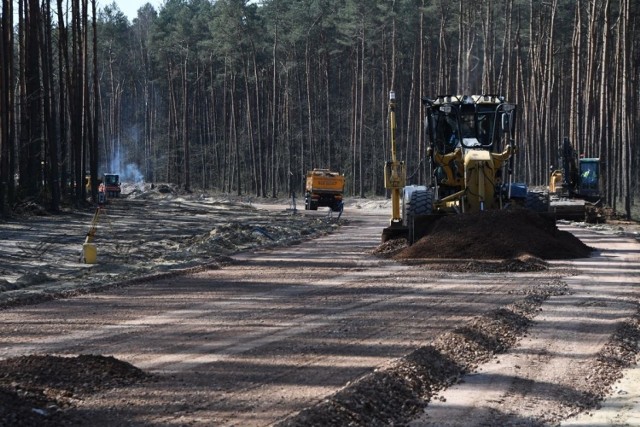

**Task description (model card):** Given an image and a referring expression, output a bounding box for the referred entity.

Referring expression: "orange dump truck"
[304,169,345,212]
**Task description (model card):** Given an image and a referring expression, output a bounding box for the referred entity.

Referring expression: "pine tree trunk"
[0,0,14,212]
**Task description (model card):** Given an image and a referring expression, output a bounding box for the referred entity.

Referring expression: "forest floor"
[0,185,639,426]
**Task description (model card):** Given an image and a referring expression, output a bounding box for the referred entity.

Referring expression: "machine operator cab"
[577,158,600,197]
[422,94,520,211]
[428,95,513,155]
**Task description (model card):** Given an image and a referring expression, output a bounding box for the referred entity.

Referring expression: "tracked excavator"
[549,137,602,222]
[383,93,545,243]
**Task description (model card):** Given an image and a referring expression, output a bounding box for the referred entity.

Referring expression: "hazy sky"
[104,0,163,21]
[103,0,260,21]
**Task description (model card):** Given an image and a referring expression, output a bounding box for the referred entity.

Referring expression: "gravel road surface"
[409,225,640,426]
[0,193,639,426]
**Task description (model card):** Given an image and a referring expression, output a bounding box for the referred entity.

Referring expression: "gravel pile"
[0,355,149,426]
[372,210,592,272]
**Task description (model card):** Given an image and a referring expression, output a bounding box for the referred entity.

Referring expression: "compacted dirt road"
[411,225,640,426]
[0,193,639,426]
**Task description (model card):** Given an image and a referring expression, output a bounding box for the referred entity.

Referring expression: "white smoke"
[108,144,121,175]
[122,163,144,184]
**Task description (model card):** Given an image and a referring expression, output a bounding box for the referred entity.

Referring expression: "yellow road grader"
[383,93,547,243]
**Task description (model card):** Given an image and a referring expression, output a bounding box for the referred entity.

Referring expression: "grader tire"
[405,188,434,243]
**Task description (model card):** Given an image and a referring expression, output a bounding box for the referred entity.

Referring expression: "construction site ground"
[0,184,639,426]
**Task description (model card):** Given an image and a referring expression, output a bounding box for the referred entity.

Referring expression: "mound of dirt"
[0,354,150,425]
[372,237,409,258]
[394,210,592,260]
[422,254,550,273]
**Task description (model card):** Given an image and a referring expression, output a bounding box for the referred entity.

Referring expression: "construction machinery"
[304,169,345,212]
[383,93,541,243]
[549,137,602,222]
[382,91,408,239]
[103,173,121,198]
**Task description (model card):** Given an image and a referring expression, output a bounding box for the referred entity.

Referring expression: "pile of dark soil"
[395,210,592,261]
[0,354,149,425]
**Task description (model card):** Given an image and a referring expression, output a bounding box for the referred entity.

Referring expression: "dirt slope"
[396,209,592,260]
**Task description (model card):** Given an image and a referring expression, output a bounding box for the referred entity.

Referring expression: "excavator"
[383,93,544,243]
[549,137,602,222]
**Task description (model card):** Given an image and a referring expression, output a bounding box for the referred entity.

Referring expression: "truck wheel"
[525,191,550,213]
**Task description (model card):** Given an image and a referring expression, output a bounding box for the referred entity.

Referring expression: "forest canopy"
[0,0,638,218]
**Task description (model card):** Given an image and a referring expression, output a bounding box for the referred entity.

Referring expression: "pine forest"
[0,0,638,218]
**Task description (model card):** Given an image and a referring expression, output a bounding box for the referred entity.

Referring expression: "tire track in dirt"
[176,274,540,427]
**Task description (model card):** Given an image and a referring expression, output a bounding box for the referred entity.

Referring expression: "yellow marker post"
[82,243,97,264]
[82,206,102,264]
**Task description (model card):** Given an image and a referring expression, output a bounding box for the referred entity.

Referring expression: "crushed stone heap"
[394,209,592,260]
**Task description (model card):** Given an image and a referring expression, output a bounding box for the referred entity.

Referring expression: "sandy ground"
[563,365,640,426]
[0,183,349,308]
[0,185,639,426]
[409,225,640,426]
